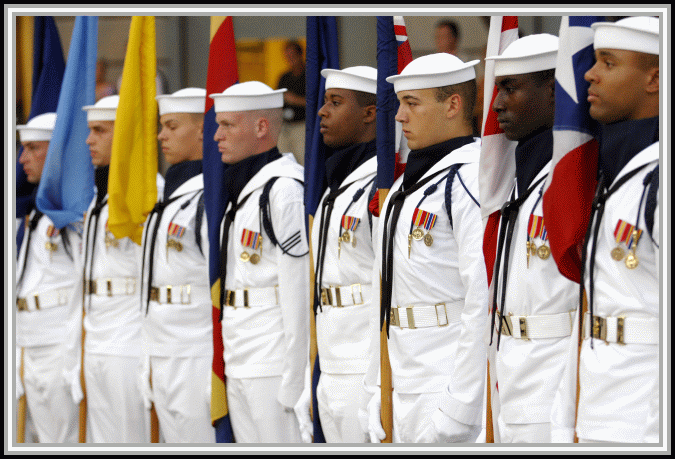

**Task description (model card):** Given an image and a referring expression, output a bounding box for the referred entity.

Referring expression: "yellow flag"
[108,16,157,244]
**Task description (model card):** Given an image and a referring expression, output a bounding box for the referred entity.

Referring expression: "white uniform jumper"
[140,172,215,443]
[489,162,578,443]
[375,139,489,443]
[552,142,660,443]
[220,153,309,443]
[78,173,153,442]
[16,211,80,443]
[311,155,377,443]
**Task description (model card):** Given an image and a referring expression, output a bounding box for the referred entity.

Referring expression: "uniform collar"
[164,160,203,201]
[598,116,659,187]
[224,147,282,205]
[514,128,553,197]
[94,165,109,206]
[325,139,377,193]
[403,136,475,190]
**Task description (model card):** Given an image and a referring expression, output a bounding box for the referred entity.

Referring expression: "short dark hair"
[434,79,477,125]
[436,19,460,42]
[530,68,556,87]
[353,89,377,108]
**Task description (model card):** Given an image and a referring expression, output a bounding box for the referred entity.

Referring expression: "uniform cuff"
[438,392,482,426]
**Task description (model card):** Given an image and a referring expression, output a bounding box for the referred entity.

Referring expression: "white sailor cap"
[210,81,286,113]
[16,112,57,142]
[321,66,378,95]
[386,53,479,93]
[82,95,120,122]
[592,16,659,56]
[485,34,559,77]
[156,87,206,116]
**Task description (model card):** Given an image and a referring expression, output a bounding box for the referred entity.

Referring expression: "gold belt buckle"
[616,316,625,345]
[334,287,342,307]
[518,317,529,340]
[405,305,416,329]
[321,288,332,307]
[592,316,607,341]
[391,307,400,327]
[107,278,113,297]
[435,303,448,327]
[243,288,250,308]
[166,285,172,304]
[351,284,363,305]
[17,298,28,311]
[225,290,235,307]
[87,279,97,295]
[150,287,159,302]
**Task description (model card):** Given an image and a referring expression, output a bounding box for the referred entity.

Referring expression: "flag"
[16,17,65,248]
[304,16,340,444]
[376,16,412,206]
[478,16,519,444]
[478,16,519,286]
[35,16,97,230]
[542,16,603,283]
[203,16,238,443]
[107,16,157,244]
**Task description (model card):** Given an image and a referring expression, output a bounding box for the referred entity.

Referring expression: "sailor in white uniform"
[16,112,80,443]
[551,16,661,444]
[366,54,489,443]
[140,88,215,443]
[311,66,378,443]
[211,81,311,443]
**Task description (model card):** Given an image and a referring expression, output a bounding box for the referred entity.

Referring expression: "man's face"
[214,111,257,165]
[492,73,554,142]
[318,88,368,149]
[158,113,203,165]
[395,88,451,150]
[435,25,457,54]
[584,48,652,124]
[86,120,115,167]
[19,141,50,184]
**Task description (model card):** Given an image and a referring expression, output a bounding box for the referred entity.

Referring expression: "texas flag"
[542,16,603,284]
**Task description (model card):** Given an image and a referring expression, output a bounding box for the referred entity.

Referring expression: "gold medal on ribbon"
[625,252,639,269]
[611,246,626,261]
[411,227,424,241]
[424,233,433,247]
[530,242,538,255]
[342,231,351,243]
[250,253,261,265]
[240,251,251,262]
[166,239,183,252]
[537,244,551,260]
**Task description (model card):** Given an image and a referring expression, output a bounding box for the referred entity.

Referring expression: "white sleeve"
[271,181,310,409]
[550,307,580,443]
[438,168,489,426]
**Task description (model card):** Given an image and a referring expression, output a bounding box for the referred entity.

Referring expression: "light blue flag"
[36,16,98,230]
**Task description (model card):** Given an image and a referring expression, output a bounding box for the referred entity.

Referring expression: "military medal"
[612,220,641,267]
[527,214,551,263]
[410,208,438,253]
[340,216,360,254]
[104,221,119,250]
[46,225,59,261]
[167,222,186,257]
[241,228,262,264]
[624,229,641,269]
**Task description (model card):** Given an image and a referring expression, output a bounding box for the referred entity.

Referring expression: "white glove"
[431,409,481,443]
[293,383,313,443]
[62,364,84,405]
[138,355,153,410]
[367,392,386,443]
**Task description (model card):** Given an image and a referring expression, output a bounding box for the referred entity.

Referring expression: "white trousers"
[392,391,439,443]
[316,372,368,443]
[227,376,302,443]
[84,353,150,443]
[22,344,79,443]
[150,355,215,443]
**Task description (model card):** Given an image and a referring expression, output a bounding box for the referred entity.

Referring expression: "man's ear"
[363,104,377,124]
[445,93,462,120]
[254,117,270,138]
[645,66,659,94]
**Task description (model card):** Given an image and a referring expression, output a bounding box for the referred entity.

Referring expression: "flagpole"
[17,348,26,443]
[378,193,393,443]
[78,312,87,442]
[308,214,318,432]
